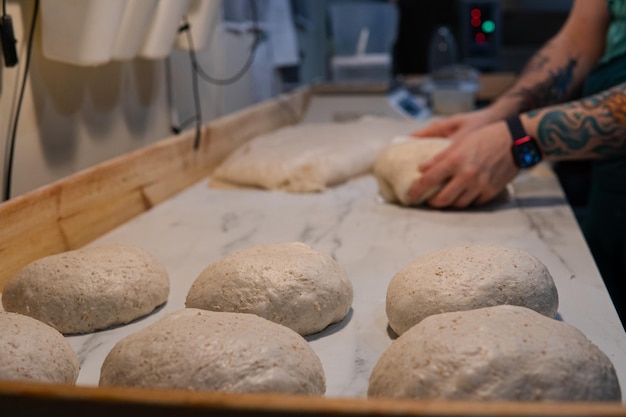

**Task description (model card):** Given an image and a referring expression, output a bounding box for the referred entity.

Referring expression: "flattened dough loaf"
[99,309,326,395]
[373,138,451,206]
[211,117,423,192]
[369,305,621,401]
[386,245,558,335]
[2,245,170,334]
[186,242,353,335]
[0,312,80,384]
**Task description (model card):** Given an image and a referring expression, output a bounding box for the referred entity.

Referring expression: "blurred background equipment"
[392,0,572,76]
[456,0,501,72]
[328,1,398,83]
[0,0,575,201]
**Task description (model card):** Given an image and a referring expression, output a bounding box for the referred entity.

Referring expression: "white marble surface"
[59,168,626,399]
[7,95,626,400]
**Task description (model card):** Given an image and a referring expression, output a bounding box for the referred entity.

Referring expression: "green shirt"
[581,0,626,192]
[603,0,626,63]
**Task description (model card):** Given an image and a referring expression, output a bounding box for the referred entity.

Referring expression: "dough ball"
[0,312,80,384]
[386,245,558,335]
[2,244,170,334]
[368,305,621,402]
[186,242,353,335]
[374,138,451,206]
[99,308,326,395]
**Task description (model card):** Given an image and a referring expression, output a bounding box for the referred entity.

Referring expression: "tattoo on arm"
[528,83,626,158]
[519,53,550,76]
[507,58,579,112]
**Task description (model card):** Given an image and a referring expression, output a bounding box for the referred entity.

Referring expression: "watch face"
[512,136,542,169]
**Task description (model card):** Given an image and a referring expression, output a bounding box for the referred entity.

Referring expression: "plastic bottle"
[428,25,458,73]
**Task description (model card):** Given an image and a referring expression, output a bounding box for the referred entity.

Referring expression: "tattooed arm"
[406,1,619,208]
[407,82,626,207]
[522,81,626,160]
[493,0,609,116]
[413,0,610,139]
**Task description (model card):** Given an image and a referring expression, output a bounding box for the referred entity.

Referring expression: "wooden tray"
[1,85,624,416]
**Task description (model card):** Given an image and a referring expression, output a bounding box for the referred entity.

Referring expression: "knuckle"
[426,194,442,207]
[475,173,493,191]
[459,165,479,181]
[448,153,463,166]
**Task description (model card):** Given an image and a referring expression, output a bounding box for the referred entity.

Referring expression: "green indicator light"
[482,20,495,33]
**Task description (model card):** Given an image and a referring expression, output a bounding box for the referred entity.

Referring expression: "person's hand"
[406,120,519,208]
[412,107,501,140]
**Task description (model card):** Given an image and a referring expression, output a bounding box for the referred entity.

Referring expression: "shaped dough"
[0,312,80,384]
[186,242,353,335]
[100,309,326,395]
[386,245,558,335]
[373,138,451,206]
[2,244,170,334]
[212,117,423,193]
[369,305,621,402]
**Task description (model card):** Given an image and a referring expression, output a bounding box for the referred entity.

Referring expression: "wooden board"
[1,380,625,417]
[0,84,624,417]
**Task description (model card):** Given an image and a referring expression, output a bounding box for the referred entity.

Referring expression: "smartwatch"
[506,115,543,169]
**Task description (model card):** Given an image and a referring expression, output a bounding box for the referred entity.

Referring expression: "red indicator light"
[471,8,481,19]
[471,18,481,27]
[475,33,486,44]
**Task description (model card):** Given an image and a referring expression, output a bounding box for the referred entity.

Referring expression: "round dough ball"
[99,308,326,395]
[374,138,451,206]
[186,242,353,335]
[386,245,558,335]
[2,245,170,334]
[0,312,80,384]
[368,305,621,401]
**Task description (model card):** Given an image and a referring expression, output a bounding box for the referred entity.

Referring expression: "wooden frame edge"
[0,380,624,417]
[0,87,311,289]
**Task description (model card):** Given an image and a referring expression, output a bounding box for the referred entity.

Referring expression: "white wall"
[0,0,265,199]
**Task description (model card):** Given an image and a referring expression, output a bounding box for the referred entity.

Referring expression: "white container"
[328,3,398,56]
[425,80,480,115]
[140,0,191,59]
[430,86,477,115]
[176,0,222,51]
[41,0,126,66]
[112,0,160,61]
[422,65,481,115]
[428,25,458,73]
[331,54,391,83]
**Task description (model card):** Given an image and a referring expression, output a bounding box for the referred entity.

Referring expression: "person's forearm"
[488,39,596,119]
[485,0,608,120]
[498,42,586,111]
[521,81,626,160]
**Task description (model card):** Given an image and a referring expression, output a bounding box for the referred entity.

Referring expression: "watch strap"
[505,115,526,141]
[506,115,543,168]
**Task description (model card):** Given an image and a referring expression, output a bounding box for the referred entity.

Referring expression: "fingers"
[474,189,500,207]
[451,188,482,209]
[425,171,469,208]
[418,156,482,209]
[418,149,447,172]
[411,119,459,138]
[447,124,478,141]
[426,179,480,209]
[411,124,444,138]
[410,170,493,209]
[408,117,515,209]
[427,172,503,209]
[406,156,454,205]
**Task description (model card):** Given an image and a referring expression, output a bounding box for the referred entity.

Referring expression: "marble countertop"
[4,94,625,400]
[59,165,625,398]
